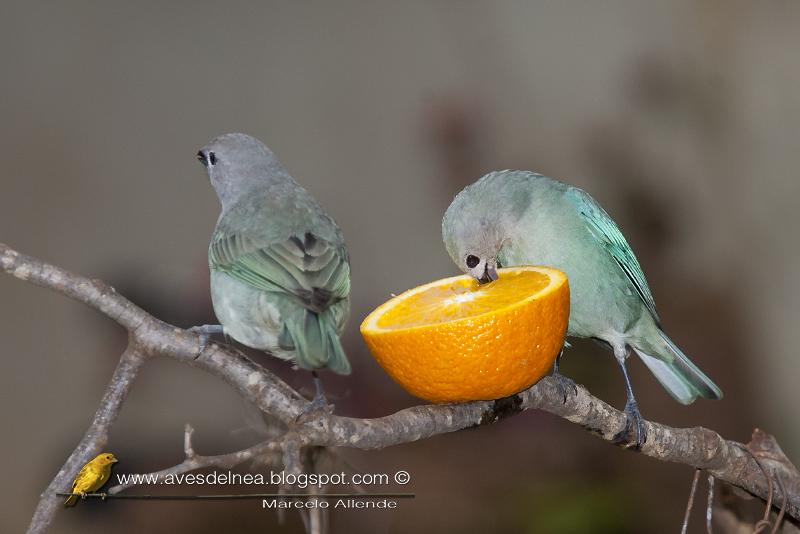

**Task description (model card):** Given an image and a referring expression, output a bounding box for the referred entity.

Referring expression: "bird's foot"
[79,491,87,500]
[296,392,332,423]
[295,371,333,423]
[550,346,576,403]
[552,371,578,404]
[612,399,648,450]
[188,324,224,357]
[100,492,108,501]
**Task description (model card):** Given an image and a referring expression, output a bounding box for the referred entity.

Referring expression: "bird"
[442,170,722,447]
[193,133,351,411]
[64,452,118,506]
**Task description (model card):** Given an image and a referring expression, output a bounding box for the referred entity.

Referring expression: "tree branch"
[25,344,147,534]
[106,424,282,495]
[2,241,798,533]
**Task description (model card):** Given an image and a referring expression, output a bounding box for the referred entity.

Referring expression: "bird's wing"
[565,187,660,323]
[209,230,350,313]
[71,463,94,492]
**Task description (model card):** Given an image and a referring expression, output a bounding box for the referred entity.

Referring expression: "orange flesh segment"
[375,270,552,329]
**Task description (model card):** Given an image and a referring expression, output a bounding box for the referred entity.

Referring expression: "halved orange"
[360,266,570,403]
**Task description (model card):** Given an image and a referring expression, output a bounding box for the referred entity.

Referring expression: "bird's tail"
[64,494,78,507]
[281,308,351,375]
[632,329,722,405]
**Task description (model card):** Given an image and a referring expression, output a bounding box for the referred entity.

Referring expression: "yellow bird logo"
[64,452,119,507]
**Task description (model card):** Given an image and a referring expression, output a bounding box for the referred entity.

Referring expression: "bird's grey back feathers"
[200,133,351,374]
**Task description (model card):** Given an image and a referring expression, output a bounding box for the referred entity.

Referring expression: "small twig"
[771,473,787,534]
[682,469,702,534]
[746,443,775,534]
[318,448,367,494]
[298,508,310,533]
[107,427,281,495]
[706,474,714,534]
[183,424,196,459]
[305,446,327,534]
[278,433,308,530]
[281,434,303,478]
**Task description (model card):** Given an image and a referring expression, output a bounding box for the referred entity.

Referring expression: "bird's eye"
[105,455,111,460]
[197,151,217,166]
[466,255,480,268]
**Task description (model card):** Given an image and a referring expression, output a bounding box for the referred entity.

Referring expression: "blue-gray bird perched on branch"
[193,133,351,410]
[442,170,722,447]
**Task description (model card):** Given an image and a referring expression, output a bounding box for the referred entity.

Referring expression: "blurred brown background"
[1,1,799,532]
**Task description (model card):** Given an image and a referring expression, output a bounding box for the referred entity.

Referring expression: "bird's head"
[197,133,288,208]
[442,215,505,284]
[94,452,118,466]
[442,171,532,284]
[442,200,509,284]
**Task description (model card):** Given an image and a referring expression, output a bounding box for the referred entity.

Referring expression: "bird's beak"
[112,458,118,463]
[478,263,499,284]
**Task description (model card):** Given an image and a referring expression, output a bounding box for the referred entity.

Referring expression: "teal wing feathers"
[209,230,350,315]
[209,229,351,373]
[565,187,660,323]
